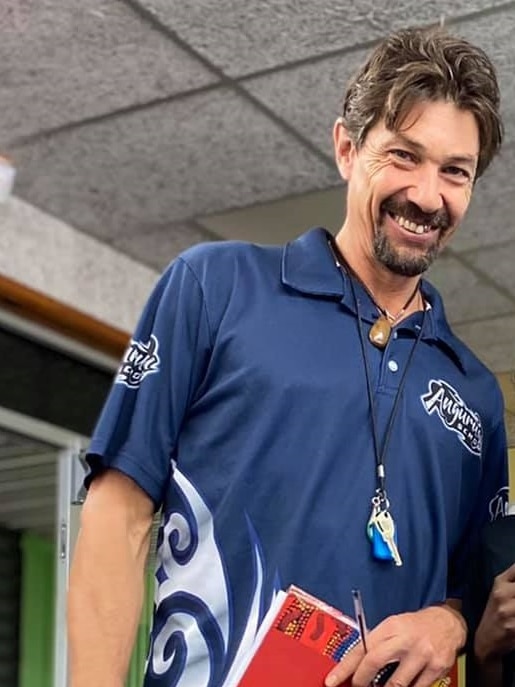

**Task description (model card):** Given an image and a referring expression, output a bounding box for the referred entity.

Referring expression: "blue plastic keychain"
[367,490,403,566]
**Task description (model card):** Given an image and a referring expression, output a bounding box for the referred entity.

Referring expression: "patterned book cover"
[236,585,458,687]
[274,586,361,662]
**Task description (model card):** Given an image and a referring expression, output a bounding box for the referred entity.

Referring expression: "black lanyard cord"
[350,278,427,493]
[327,236,427,495]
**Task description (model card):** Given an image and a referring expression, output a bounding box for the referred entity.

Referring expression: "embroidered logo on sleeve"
[115,334,160,389]
[489,486,509,520]
[421,379,483,456]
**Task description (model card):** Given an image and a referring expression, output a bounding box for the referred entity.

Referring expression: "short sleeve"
[447,411,509,599]
[85,257,212,508]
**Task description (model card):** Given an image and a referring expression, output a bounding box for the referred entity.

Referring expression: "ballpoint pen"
[351,589,399,686]
[351,588,368,653]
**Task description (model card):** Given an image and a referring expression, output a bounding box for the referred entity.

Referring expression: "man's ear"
[333,117,356,181]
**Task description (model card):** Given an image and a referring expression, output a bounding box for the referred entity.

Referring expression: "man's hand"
[324,604,466,687]
[474,562,515,663]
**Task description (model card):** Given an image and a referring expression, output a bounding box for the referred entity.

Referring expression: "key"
[367,504,379,540]
[374,510,403,567]
[367,493,385,540]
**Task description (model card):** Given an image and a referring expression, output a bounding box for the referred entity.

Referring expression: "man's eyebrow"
[388,132,477,168]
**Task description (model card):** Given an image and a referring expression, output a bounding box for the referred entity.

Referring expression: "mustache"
[381,197,450,230]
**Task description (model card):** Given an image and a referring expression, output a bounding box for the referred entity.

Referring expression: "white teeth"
[393,214,430,235]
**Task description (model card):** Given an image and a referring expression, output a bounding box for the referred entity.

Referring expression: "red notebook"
[235,586,359,687]
[233,586,459,687]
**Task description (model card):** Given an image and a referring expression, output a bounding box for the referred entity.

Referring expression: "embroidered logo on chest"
[115,334,160,389]
[421,379,483,456]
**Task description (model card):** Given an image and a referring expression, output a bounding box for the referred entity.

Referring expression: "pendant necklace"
[327,241,420,349]
[368,281,420,348]
[328,236,427,567]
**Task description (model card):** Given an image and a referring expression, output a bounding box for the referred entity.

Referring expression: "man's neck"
[334,228,424,320]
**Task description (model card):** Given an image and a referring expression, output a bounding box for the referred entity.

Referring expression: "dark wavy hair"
[341,27,503,178]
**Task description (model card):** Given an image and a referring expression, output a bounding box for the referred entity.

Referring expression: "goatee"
[375,198,450,276]
[373,230,440,276]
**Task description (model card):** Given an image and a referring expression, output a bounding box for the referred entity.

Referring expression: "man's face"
[335,99,479,276]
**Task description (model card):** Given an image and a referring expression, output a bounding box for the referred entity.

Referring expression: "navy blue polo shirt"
[87,227,508,687]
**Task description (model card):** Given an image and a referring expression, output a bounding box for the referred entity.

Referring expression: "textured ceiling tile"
[459,242,515,299]
[0,0,217,144]
[141,0,508,76]
[244,49,370,158]
[453,11,515,146]
[199,187,344,244]
[426,254,514,325]
[452,147,515,252]
[453,314,515,373]
[10,87,338,240]
[111,221,219,270]
[245,8,515,162]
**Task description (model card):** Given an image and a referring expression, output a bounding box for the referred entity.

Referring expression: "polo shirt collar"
[419,281,466,371]
[281,227,343,298]
[282,227,467,372]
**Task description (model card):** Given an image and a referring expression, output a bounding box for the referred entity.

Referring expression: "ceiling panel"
[244,9,515,166]
[426,254,514,325]
[111,220,217,270]
[199,187,344,245]
[453,314,515,373]
[244,49,369,159]
[141,0,509,77]
[9,87,339,240]
[452,147,515,253]
[0,0,218,145]
[455,10,515,147]
[460,241,515,299]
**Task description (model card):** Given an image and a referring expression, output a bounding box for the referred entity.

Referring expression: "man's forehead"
[372,108,480,165]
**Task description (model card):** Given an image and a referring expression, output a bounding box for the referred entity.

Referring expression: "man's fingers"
[350,636,411,687]
[324,642,364,686]
[402,664,448,687]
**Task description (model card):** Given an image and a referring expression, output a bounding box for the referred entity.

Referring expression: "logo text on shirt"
[489,486,509,521]
[115,334,160,389]
[421,379,483,456]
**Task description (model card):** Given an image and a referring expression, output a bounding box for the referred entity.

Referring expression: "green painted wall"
[18,532,153,687]
[19,533,55,687]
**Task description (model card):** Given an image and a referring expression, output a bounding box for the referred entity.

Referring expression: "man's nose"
[406,168,444,214]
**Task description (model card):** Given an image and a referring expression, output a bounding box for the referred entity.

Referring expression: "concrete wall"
[0,196,159,333]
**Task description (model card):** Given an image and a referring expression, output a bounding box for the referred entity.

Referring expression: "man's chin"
[374,240,439,277]
[382,258,431,277]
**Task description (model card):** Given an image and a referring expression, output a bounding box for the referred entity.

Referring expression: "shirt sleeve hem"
[84,446,166,511]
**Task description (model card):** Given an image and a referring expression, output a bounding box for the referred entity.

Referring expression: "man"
[68,26,508,687]
[465,515,515,687]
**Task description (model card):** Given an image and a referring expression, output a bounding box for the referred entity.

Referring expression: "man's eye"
[391,149,416,162]
[444,166,471,180]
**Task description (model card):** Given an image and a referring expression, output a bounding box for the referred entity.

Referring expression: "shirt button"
[388,360,399,373]
[393,331,398,339]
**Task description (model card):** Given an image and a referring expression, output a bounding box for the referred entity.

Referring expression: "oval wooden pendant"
[369,316,391,349]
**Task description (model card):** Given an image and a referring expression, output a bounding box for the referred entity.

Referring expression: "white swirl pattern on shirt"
[149,467,266,687]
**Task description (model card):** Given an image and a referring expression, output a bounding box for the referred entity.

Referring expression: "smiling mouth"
[388,211,435,235]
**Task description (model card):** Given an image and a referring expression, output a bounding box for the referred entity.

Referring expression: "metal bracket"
[70,449,88,505]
